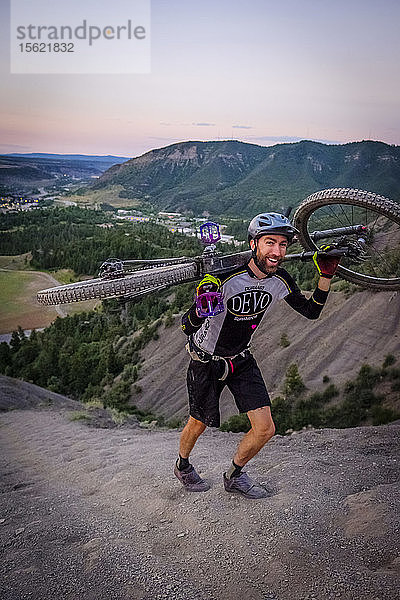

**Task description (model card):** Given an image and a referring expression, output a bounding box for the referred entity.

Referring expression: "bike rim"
[298,201,400,287]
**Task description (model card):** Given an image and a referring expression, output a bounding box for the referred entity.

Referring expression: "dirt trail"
[1,389,399,600]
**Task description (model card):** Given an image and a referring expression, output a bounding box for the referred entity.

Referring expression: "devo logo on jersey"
[227,290,272,316]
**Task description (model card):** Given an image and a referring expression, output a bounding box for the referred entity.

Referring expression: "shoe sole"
[183,485,210,492]
[224,486,269,499]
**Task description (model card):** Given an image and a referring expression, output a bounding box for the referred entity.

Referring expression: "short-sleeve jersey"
[182,263,328,357]
[194,265,292,356]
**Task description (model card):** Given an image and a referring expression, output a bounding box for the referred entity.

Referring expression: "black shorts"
[187,353,271,428]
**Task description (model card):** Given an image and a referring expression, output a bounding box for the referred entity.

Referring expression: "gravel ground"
[0,403,399,600]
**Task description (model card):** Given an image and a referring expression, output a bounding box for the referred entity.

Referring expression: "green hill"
[94,139,400,216]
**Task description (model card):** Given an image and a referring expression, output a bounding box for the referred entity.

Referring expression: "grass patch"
[109,408,132,425]
[84,399,104,409]
[0,270,62,333]
[0,253,32,270]
[48,269,78,285]
[0,271,31,316]
[68,411,91,421]
[64,299,100,316]
[0,267,99,333]
[38,397,54,407]
[65,185,139,208]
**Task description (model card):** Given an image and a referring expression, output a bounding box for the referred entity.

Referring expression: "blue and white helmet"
[248,212,298,244]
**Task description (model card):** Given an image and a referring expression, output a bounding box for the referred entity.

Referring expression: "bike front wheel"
[293,188,400,291]
[37,262,198,305]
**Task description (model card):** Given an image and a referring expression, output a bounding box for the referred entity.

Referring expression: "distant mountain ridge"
[0,154,129,193]
[7,153,129,162]
[95,139,400,216]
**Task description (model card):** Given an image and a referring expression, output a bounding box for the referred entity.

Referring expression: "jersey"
[182,263,329,357]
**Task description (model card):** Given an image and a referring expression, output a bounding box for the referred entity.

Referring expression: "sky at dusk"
[1,0,399,158]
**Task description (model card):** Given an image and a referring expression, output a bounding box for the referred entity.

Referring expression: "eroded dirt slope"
[136,289,400,423]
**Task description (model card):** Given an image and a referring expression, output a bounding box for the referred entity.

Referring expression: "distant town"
[0,194,240,246]
[0,196,40,212]
[114,209,239,244]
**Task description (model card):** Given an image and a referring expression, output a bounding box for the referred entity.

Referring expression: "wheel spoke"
[366,243,394,275]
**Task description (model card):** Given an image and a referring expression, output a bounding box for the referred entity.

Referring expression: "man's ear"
[250,239,256,251]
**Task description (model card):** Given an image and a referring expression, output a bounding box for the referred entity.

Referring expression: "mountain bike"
[37,187,400,307]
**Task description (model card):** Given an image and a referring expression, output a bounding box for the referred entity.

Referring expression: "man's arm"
[317,276,331,293]
[284,277,329,320]
[181,303,205,335]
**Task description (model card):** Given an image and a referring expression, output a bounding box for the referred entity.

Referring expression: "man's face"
[251,234,288,273]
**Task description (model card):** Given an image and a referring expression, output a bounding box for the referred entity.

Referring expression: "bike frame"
[113,224,365,281]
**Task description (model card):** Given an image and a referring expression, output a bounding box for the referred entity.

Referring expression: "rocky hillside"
[95,140,400,216]
[135,288,400,424]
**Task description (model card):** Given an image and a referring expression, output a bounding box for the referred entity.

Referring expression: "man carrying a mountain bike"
[175,212,341,498]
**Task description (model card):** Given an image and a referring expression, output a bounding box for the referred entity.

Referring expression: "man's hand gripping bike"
[37,188,400,307]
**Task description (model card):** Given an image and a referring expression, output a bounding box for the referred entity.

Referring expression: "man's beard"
[254,251,282,275]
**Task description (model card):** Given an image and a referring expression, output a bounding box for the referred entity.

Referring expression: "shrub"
[47,375,61,393]
[39,397,53,407]
[220,413,251,433]
[383,354,396,368]
[110,408,131,425]
[292,400,322,429]
[164,311,174,328]
[271,395,293,435]
[283,363,305,399]
[332,280,358,296]
[167,417,183,429]
[388,368,400,380]
[321,383,339,402]
[370,405,400,425]
[355,364,382,389]
[102,380,131,409]
[81,383,103,402]
[68,411,91,421]
[121,364,138,382]
[85,399,103,409]
[280,333,290,348]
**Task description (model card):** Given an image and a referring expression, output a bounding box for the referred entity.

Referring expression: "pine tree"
[283,363,306,399]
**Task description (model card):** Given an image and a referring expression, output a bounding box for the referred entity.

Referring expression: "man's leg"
[223,406,275,498]
[175,360,221,492]
[174,416,210,492]
[234,406,275,467]
[179,416,207,459]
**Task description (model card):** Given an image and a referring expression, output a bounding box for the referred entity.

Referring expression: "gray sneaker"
[174,463,210,492]
[223,471,269,499]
